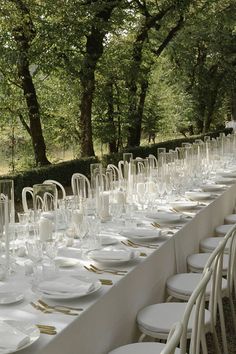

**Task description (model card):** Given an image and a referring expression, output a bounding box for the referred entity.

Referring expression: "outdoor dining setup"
[0,132,236,354]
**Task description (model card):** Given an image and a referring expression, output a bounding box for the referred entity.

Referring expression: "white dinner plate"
[145,211,183,224]
[185,191,212,201]
[200,184,226,192]
[215,177,236,185]
[220,171,236,178]
[0,320,40,354]
[170,201,198,211]
[55,257,81,268]
[0,291,24,305]
[100,235,118,246]
[120,228,161,241]
[87,248,140,266]
[32,275,101,300]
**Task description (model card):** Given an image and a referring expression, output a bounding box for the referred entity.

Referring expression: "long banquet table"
[1,183,236,354]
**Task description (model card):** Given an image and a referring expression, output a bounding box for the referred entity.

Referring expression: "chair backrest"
[43,180,66,200]
[160,322,183,354]
[225,224,236,298]
[22,187,33,212]
[107,164,123,181]
[204,224,236,328]
[180,268,212,354]
[71,173,92,199]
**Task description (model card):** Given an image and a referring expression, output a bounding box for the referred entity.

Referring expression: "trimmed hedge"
[101,128,233,166]
[0,156,98,202]
[0,128,232,202]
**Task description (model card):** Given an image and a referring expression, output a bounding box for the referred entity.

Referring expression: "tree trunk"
[79,0,119,157]
[107,82,117,154]
[18,62,50,165]
[231,88,236,121]
[127,79,148,146]
[127,10,184,147]
[12,0,50,166]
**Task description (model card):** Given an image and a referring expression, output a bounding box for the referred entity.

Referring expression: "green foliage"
[0,0,235,169]
[0,156,98,202]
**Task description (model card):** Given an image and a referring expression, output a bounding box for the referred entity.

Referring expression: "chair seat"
[109,342,181,354]
[137,303,211,336]
[187,253,229,274]
[200,237,230,253]
[224,214,236,224]
[215,224,234,236]
[166,273,227,300]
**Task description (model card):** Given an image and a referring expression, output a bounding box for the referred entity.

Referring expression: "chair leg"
[218,298,229,354]
[138,333,146,342]
[200,332,208,354]
[212,327,221,354]
[166,295,173,302]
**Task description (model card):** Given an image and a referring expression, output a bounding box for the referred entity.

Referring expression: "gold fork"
[36,324,57,335]
[120,241,147,256]
[90,264,127,275]
[85,265,121,276]
[38,300,83,313]
[127,239,159,249]
[151,222,161,228]
[83,268,113,285]
[31,301,78,316]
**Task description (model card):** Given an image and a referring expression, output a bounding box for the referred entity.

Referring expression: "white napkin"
[145,211,182,222]
[90,249,134,261]
[37,276,94,295]
[120,228,161,238]
[0,321,30,351]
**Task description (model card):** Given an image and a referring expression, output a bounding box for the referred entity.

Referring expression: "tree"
[0,0,50,166]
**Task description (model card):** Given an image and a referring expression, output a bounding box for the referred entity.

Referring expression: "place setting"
[0,319,41,354]
[31,272,102,300]
[86,247,141,267]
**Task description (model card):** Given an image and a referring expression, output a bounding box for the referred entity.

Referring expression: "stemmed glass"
[26,240,44,277]
[0,197,10,278]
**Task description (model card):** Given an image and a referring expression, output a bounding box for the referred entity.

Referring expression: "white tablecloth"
[1,183,236,354]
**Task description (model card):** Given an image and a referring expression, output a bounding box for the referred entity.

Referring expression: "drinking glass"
[0,179,15,224]
[0,197,10,278]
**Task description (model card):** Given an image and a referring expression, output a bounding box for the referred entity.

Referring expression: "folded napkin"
[90,249,134,261]
[145,211,182,222]
[37,276,94,295]
[120,228,160,238]
[0,321,30,351]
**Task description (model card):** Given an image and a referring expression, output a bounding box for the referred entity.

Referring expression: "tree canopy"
[0,0,235,169]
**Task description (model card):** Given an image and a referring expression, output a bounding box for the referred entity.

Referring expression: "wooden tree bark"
[127,4,184,147]
[106,82,118,153]
[79,0,120,157]
[231,87,236,121]
[11,0,50,166]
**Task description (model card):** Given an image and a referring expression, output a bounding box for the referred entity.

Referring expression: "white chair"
[107,164,123,181]
[224,213,236,224]
[165,225,236,354]
[215,223,234,236]
[108,322,183,354]
[43,179,66,200]
[199,236,230,253]
[137,268,212,354]
[71,173,91,199]
[138,235,229,354]
[22,187,33,212]
[187,225,236,334]
[109,270,212,354]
